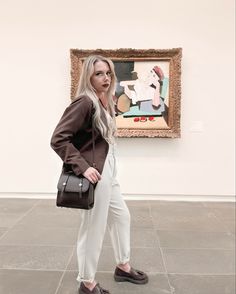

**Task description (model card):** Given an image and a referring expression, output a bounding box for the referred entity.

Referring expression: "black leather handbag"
[56,120,96,210]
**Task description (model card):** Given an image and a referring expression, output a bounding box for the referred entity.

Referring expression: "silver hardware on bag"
[79,183,83,187]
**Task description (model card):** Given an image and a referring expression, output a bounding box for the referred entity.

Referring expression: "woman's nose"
[103,73,110,80]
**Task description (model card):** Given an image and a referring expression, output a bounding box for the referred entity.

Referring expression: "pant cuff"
[117,257,130,265]
[77,274,94,283]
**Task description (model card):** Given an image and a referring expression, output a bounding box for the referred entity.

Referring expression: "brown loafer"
[114,267,148,284]
[79,282,110,294]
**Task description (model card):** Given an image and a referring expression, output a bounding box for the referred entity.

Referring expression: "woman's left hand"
[83,167,101,184]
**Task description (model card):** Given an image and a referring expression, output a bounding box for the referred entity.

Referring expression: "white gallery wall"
[0,0,235,199]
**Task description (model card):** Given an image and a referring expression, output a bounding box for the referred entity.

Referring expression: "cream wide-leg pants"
[76,144,131,283]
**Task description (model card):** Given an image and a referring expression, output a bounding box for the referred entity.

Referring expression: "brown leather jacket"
[50,95,109,176]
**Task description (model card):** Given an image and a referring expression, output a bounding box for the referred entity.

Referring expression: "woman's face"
[90,60,112,97]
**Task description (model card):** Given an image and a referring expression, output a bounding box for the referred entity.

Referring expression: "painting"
[70,48,182,138]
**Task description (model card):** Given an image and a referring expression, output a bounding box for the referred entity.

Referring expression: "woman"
[51,55,148,294]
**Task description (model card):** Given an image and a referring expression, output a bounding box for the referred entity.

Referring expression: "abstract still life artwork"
[70,48,182,138]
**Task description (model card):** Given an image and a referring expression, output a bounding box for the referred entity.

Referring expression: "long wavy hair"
[74,55,117,142]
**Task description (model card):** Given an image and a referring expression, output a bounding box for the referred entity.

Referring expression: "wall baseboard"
[0,192,235,202]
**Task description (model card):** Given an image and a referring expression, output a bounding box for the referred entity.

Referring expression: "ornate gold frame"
[70,48,182,138]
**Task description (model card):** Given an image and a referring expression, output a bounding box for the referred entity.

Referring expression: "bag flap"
[57,172,90,193]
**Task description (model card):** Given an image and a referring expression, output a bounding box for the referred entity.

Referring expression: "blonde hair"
[74,55,117,142]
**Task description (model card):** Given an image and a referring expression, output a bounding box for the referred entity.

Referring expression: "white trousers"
[76,144,131,282]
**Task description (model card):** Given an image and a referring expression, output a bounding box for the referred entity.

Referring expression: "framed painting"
[70,48,182,138]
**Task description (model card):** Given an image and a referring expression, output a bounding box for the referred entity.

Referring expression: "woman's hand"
[83,167,101,184]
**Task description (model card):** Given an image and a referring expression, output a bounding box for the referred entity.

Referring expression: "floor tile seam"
[147,201,153,222]
[131,226,155,230]
[206,210,233,234]
[130,227,159,231]
[102,245,159,249]
[0,201,42,241]
[150,210,230,216]
[54,271,68,294]
[8,226,81,230]
[65,246,76,271]
[155,228,234,233]
[156,231,234,237]
[211,208,236,215]
[149,207,229,233]
[167,272,236,276]
[152,228,174,293]
[222,223,236,235]
[53,247,77,294]
[148,203,168,270]
[1,268,235,276]
[148,201,173,286]
[167,272,235,291]
[0,227,12,242]
[161,247,236,251]
[0,266,72,271]
[62,269,170,276]
[148,201,166,246]
[0,267,65,272]
[148,205,210,211]
[0,225,80,230]
[0,199,41,212]
[55,246,75,294]
[154,227,232,233]
[202,203,236,211]
[54,248,75,294]
[21,211,81,215]
[202,200,236,205]
[200,201,209,207]
[33,199,44,206]
[0,244,75,248]
[55,246,78,294]
[146,201,160,245]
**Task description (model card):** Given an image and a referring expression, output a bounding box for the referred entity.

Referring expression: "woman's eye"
[95,71,112,77]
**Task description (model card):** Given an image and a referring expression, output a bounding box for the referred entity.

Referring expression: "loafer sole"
[114,274,148,284]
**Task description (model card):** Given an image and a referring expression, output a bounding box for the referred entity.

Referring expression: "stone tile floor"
[0,198,235,294]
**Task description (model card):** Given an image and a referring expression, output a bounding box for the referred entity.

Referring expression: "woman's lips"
[102,83,110,88]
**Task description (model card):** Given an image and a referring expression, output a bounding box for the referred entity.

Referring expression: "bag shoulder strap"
[91,113,96,168]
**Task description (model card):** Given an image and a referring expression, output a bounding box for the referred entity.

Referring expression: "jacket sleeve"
[50,96,93,175]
